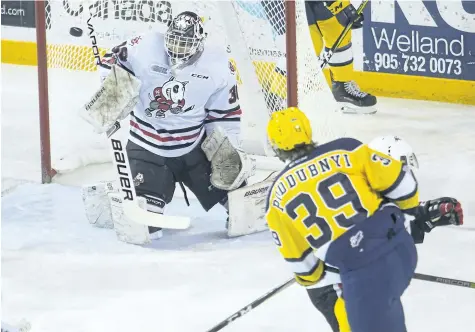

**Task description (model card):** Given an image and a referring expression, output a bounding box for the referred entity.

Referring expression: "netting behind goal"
[42,0,343,175]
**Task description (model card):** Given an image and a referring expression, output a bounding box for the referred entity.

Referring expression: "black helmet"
[165,11,206,68]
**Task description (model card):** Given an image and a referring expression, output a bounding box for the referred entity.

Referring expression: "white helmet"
[368,135,419,170]
[165,12,206,70]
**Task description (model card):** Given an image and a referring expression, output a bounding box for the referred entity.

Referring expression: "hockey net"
[39,0,344,181]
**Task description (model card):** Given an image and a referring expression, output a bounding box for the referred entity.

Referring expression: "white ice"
[2,64,475,332]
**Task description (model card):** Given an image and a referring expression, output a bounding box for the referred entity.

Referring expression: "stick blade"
[123,202,191,230]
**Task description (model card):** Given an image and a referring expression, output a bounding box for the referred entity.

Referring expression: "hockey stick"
[324,265,475,290]
[82,13,190,230]
[206,277,296,332]
[206,269,474,331]
[320,0,369,70]
[413,273,475,289]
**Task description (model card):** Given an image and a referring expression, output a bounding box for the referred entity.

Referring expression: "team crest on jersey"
[133,173,144,187]
[145,77,195,118]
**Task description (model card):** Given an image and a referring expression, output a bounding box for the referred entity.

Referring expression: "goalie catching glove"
[79,64,141,134]
[201,127,256,191]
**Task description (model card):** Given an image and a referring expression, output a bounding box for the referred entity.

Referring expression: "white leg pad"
[227,179,275,237]
[82,181,118,228]
[108,193,151,245]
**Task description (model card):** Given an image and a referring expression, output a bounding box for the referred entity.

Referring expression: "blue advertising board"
[363,1,475,81]
[1,0,36,28]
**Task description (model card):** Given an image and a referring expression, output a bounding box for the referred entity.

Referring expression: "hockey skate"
[332,80,377,115]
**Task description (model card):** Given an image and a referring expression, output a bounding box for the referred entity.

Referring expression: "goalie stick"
[81,12,190,230]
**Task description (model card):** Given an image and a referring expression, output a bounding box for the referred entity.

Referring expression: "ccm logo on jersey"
[191,73,209,79]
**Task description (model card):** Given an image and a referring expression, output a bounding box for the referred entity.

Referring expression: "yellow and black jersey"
[265,137,419,287]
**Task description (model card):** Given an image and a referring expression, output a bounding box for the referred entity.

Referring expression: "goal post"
[285,0,298,108]
[34,0,342,183]
[35,0,54,184]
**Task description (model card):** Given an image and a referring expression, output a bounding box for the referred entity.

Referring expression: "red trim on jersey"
[206,108,242,120]
[130,120,202,142]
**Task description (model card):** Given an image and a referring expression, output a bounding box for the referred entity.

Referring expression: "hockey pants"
[325,205,418,332]
[127,140,228,212]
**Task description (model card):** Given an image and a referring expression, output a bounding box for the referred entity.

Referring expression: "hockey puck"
[70,27,83,37]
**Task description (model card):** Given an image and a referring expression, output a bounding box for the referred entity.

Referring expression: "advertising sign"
[363,1,475,81]
[1,0,36,28]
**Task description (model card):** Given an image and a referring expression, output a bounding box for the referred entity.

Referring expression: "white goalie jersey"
[99,31,242,157]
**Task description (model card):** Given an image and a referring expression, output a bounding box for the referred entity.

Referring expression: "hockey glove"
[414,197,463,233]
[201,127,256,191]
[111,41,129,62]
[99,41,129,69]
[324,1,364,29]
[79,65,141,133]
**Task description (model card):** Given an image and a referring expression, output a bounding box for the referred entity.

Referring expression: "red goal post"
[35,0,54,183]
[34,0,341,183]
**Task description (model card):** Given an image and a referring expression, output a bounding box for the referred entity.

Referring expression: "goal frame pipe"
[35,0,54,183]
[285,0,298,108]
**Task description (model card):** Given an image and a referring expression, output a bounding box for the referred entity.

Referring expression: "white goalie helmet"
[165,11,206,69]
[368,135,419,171]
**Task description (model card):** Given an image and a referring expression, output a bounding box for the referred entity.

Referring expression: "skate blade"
[338,103,377,115]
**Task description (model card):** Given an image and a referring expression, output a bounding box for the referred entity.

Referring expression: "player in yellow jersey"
[255,1,376,114]
[305,1,377,113]
[305,135,464,332]
[265,108,463,332]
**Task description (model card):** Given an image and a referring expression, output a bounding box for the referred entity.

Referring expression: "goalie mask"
[369,135,419,171]
[165,11,206,69]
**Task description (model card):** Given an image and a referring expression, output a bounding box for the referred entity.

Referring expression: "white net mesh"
[43,0,343,173]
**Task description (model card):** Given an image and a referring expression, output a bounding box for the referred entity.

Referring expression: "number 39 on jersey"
[265,138,419,286]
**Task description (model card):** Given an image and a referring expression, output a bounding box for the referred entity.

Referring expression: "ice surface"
[2,64,475,331]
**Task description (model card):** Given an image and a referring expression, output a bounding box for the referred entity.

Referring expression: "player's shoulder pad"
[125,31,160,55]
[315,137,363,155]
[201,44,234,79]
[203,43,229,62]
[141,30,162,47]
[265,137,363,212]
[288,137,363,169]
